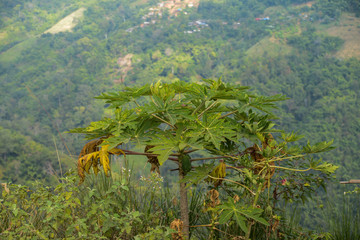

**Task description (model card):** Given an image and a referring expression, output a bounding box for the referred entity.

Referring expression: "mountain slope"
[0,0,359,198]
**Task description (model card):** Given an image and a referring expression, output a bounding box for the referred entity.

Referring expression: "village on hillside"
[126,0,199,33]
[125,0,322,36]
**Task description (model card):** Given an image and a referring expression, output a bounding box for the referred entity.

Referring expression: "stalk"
[245,175,265,240]
[178,153,190,239]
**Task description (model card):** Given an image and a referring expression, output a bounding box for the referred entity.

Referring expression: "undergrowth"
[1,168,357,239]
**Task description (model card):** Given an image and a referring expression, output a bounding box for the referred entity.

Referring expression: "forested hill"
[0,0,359,199]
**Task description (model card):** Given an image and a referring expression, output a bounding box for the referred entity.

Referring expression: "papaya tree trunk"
[178,159,190,239]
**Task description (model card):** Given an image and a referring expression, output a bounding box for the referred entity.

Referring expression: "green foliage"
[0,170,175,239]
[288,28,344,57]
[0,0,359,236]
[217,199,269,234]
[0,127,71,185]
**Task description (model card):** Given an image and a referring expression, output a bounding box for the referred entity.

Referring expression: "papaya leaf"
[233,212,248,233]
[181,163,216,185]
[310,159,339,175]
[147,144,176,165]
[218,210,233,224]
[217,199,269,231]
[303,140,335,153]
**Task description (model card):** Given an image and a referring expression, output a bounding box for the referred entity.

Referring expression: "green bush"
[0,170,174,239]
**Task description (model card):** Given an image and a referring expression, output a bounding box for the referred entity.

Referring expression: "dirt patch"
[0,32,7,40]
[130,0,149,7]
[45,8,86,34]
[246,37,292,58]
[114,54,133,83]
[161,0,200,16]
[325,14,360,59]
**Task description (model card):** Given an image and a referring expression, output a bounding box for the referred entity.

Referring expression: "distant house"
[255,17,270,21]
[126,27,135,33]
[195,20,208,26]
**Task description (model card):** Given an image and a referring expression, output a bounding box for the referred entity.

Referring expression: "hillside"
[44,7,86,34]
[324,13,360,59]
[0,0,359,230]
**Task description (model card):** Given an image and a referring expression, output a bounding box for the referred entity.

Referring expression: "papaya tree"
[71,79,337,239]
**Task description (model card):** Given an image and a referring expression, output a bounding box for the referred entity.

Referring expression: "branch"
[267,154,305,163]
[170,149,198,156]
[226,165,247,171]
[198,100,218,119]
[184,149,199,154]
[218,110,238,119]
[190,156,226,162]
[192,100,206,115]
[269,165,311,172]
[170,166,196,172]
[207,175,256,195]
[191,151,251,162]
[151,113,176,129]
[121,150,179,162]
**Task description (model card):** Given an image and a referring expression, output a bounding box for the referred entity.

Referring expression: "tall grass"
[324,193,360,240]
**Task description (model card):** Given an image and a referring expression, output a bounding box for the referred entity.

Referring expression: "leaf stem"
[269,165,312,172]
[198,100,218,119]
[192,100,206,115]
[190,156,225,162]
[135,99,176,129]
[151,114,176,129]
[218,110,238,119]
[207,175,256,195]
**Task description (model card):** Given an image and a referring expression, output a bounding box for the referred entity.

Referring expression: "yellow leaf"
[65,192,72,200]
[208,162,226,187]
[77,142,123,183]
[93,159,99,175]
[210,162,226,178]
[82,152,98,174]
[99,145,111,176]
[109,148,126,156]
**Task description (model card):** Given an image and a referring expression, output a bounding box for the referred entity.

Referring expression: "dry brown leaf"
[145,145,160,174]
[170,219,183,240]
